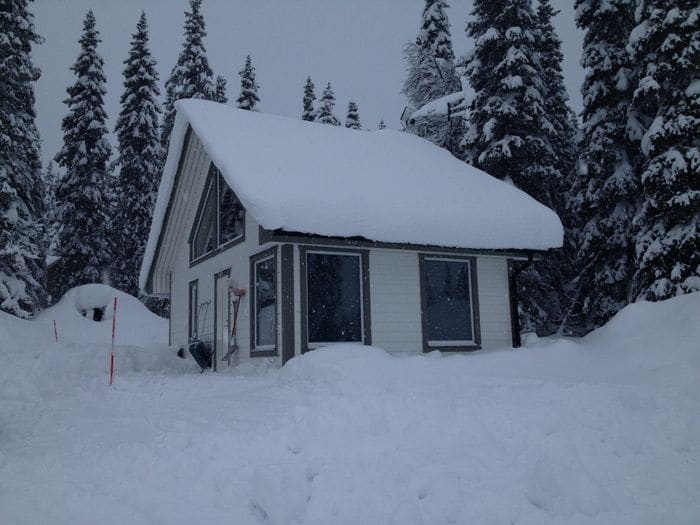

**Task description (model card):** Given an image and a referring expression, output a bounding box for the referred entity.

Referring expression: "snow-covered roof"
[140,99,562,290]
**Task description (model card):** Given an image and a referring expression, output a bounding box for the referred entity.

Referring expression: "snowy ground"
[1,285,699,524]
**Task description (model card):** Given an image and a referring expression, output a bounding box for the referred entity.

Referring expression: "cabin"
[139,99,562,369]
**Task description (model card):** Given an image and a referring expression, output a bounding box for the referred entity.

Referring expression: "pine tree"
[0,0,47,317]
[629,0,699,301]
[111,12,162,299]
[345,100,361,129]
[377,119,386,130]
[236,54,260,111]
[215,74,227,104]
[302,76,316,121]
[568,0,640,330]
[402,0,460,111]
[160,0,215,153]
[42,161,60,254]
[54,10,112,298]
[317,83,341,126]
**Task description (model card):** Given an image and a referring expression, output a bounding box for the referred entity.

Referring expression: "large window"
[302,249,369,349]
[420,256,480,351]
[190,165,245,262]
[188,279,199,340]
[250,248,278,355]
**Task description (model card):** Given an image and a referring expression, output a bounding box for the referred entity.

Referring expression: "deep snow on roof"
[140,99,562,289]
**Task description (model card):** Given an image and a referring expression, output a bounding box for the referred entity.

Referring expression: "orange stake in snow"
[109,297,117,386]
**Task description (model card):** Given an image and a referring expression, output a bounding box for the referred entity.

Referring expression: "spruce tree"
[160,0,215,153]
[0,0,46,317]
[111,12,162,299]
[215,74,227,104]
[236,55,260,111]
[629,0,699,301]
[302,76,316,121]
[317,83,341,126]
[402,0,460,112]
[463,0,561,334]
[42,161,60,254]
[463,0,556,202]
[568,0,640,329]
[54,10,112,298]
[345,100,361,130]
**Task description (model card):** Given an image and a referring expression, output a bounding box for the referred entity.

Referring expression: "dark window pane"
[218,174,244,245]
[255,256,277,347]
[192,179,217,259]
[307,253,362,343]
[423,259,473,342]
[189,281,198,339]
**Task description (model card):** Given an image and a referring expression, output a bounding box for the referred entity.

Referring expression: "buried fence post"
[109,297,117,386]
[53,320,58,342]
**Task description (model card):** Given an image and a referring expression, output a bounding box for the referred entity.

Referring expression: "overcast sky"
[32,0,585,167]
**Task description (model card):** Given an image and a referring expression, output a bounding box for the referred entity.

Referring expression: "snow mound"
[34,284,167,346]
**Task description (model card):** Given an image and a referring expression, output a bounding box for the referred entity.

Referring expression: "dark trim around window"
[507,259,523,348]
[188,279,199,341]
[213,267,231,372]
[280,244,295,364]
[418,253,481,352]
[299,245,371,354]
[249,246,279,357]
[189,163,246,268]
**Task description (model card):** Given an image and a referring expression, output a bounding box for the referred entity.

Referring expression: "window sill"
[250,349,278,358]
[424,344,482,353]
[189,234,245,268]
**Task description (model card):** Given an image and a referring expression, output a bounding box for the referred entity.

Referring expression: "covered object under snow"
[140,99,562,290]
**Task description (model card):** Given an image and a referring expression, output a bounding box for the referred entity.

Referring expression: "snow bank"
[1,293,697,524]
[141,99,563,290]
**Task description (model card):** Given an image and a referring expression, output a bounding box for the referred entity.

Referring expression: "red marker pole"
[109,297,117,386]
[53,320,58,342]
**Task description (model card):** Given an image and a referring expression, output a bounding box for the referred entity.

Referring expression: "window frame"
[189,164,246,266]
[299,246,371,353]
[418,254,481,352]
[249,246,279,357]
[188,279,199,341]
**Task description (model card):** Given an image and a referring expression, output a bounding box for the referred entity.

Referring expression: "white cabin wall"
[367,249,513,353]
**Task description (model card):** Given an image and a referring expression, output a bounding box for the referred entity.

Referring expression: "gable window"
[190,165,245,263]
[300,247,371,351]
[188,279,199,340]
[419,255,481,351]
[250,247,278,356]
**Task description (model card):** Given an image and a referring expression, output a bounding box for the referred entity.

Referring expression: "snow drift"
[1,292,698,524]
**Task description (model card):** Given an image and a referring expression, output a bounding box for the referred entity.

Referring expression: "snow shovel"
[222,288,246,365]
[188,301,212,372]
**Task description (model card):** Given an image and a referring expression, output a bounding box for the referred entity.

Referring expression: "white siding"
[368,249,513,353]
[369,250,423,353]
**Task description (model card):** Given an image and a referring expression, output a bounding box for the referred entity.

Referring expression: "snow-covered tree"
[463,0,556,203]
[302,76,316,121]
[535,0,578,212]
[111,12,162,299]
[42,161,60,254]
[377,119,386,130]
[317,83,341,126]
[568,0,640,330]
[54,10,112,298]
[403,0,461,112]
[463,0,563,334]
[628,0,699,301]
[160,0,215,153]
[236,54,260,111]
[215,74,227,104]
[0,0,47,317]
[345,100,361,129]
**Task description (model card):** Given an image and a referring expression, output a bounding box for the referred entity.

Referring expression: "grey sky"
[32,0,584,166]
